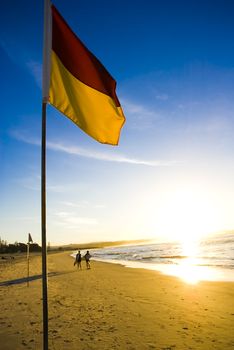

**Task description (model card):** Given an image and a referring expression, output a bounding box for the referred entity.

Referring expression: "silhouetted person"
[75,250,82,270]
[84,250,91,269]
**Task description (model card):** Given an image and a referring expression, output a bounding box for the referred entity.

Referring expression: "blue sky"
[1,0,234,245]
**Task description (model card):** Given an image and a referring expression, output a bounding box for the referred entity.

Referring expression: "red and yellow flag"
[43,2,125,145]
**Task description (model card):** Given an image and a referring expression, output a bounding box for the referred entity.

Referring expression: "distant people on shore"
[75,250,82,270]
[84,250,91,269]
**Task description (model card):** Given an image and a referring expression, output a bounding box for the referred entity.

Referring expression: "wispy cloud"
[0,40,42,89]
[10,130,178,167]
[61,201,106,209]
[121,99,160,130]
[52,211,98,228]
[155,93,169,101]
[61,201,88,208]
[16,174,75,193]
[0,40,20,66]
[26,60,42,88]
[47,141,176,166]
[15,175,40,191]
[47,184,70,193]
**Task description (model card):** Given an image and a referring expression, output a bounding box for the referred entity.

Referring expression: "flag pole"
[41,0,51,347]
[27,241,30,287]
[41,100,48,350]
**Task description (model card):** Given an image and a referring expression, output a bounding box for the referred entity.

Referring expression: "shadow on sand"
[0,270,76,287]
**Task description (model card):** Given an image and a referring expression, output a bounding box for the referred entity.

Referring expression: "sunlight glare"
[155,186,223,242]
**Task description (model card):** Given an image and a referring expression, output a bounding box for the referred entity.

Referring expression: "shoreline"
[94,258,234,283]
[0,252,234,349]
[70,252,234,283]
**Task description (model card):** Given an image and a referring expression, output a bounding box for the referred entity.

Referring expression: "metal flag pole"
[41,0,51,348]
[41,101,48,350]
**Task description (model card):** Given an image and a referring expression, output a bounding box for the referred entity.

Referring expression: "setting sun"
[155,186,224,242]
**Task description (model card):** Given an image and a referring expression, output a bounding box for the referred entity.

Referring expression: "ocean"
[73,232,234,283]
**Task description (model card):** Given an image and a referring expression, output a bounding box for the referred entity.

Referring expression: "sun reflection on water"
[172,239,203,283]
[164,258,222,284]
[171,258,205,284]
[165,239,219,284]
[176,240,201,283]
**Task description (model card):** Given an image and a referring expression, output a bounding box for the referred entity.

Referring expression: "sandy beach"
[0,252,234,350]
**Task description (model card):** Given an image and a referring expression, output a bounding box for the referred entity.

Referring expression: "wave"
[90,234,234,268]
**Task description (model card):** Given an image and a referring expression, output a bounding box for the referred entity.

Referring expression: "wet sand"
[0,252,234,349]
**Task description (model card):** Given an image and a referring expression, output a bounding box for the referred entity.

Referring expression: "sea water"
[73,232,234,283]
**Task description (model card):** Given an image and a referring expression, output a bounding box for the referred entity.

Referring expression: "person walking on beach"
[84,250,91,269]
[75,250,82,270]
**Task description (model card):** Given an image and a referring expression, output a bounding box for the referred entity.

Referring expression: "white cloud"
[10,129,178,167]
[94,204,106,209]
[1,41,42,89]
[61,201,105,209]
[26,60,42,88]
[61,201,88,208]
[15,175,40,191]
[15,174,76,193]
[155,93,169,101]
[0,40,21,66]
[47,184,69,193]
[47,141,176,166]
[121,99,160,130]
[53,211,98,227]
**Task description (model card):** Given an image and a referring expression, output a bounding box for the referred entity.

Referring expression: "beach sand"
[0,252,234,350]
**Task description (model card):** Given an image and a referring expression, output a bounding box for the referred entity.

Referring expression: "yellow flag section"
[50,51,125,145]
[49,5,125,145]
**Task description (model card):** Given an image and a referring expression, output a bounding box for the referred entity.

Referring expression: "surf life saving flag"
[42,1,125,145]
[28,233,33,243]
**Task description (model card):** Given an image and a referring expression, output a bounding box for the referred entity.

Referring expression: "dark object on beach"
[84,251,91,269]
[75,251,82,270]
